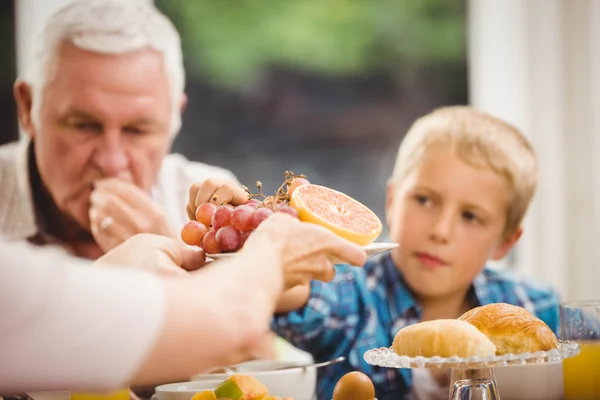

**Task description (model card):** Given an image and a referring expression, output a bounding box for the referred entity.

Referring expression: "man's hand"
[242,213,367,290]
[93,233,206,275]
[89,178,176,252]
[186,178,248,220]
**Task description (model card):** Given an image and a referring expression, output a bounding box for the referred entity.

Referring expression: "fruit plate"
[207,242,399,263]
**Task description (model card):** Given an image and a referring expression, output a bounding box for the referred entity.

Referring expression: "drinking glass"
[561,300,600,400]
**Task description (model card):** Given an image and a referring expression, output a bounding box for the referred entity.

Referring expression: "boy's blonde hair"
[390,106,538,235]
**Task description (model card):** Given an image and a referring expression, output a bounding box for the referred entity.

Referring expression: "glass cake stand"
[363,341,580,399]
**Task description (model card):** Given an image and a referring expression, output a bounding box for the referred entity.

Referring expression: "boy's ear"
[491,227,523,260]
[385,181,396,227]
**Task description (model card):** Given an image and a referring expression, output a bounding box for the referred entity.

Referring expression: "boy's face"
[386,147,522,300]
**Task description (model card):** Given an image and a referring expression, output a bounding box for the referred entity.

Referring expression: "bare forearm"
[130,257,279,385]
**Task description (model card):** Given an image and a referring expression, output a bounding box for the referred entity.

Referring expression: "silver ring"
[100,216,114,230]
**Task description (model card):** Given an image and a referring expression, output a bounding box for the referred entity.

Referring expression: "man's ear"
[491,227,523,260]
[179,93,188,115]
[14,80,35,138]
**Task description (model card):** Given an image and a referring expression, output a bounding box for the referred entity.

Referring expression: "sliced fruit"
[192,391,217,400]
[229,375,269,400]
[287,177,310,195]
[214,379,243,399]
[290,184,382,246]
[215,375,268,400]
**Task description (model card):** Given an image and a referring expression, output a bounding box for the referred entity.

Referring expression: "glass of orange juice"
[561,300,600,400]
[70,387,130,400]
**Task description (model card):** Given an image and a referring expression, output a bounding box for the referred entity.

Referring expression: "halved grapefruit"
[290,184,382,246]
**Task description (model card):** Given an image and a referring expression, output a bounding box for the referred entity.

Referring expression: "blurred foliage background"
[158,0,466,87]
[155,0,468,235]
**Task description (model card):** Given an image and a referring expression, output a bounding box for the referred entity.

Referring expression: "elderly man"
[0,1,295,392]
[0,0,237,259]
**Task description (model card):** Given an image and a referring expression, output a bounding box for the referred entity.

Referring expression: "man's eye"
[124,126,145,135]
[73,122,101,132]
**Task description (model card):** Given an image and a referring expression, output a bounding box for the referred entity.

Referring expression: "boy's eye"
[414,194,431,206]
[462,210,479,223]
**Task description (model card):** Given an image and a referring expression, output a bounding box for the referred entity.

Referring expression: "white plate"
[208,242,398,263]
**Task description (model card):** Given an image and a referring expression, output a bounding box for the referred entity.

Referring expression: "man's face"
[17,43,178,230]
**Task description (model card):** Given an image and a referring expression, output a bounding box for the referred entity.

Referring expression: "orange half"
[290,184,382,246]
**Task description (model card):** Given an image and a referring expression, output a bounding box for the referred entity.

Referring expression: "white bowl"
[154,381,218,400]
[189,359,316,399]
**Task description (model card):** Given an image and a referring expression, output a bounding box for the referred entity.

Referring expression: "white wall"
[16,0,75,78]
[468,0,600,302]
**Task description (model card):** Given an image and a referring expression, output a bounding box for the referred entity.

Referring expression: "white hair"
[25,0,185,136]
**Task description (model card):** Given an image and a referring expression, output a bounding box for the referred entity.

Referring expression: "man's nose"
[91,132,129,178]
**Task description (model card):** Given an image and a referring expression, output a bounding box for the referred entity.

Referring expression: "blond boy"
[271,106,560,400]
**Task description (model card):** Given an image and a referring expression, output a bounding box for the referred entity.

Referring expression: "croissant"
[458,303,558,355]
[392,319,497,358]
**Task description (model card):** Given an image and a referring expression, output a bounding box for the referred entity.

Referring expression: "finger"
[285,272,312,290]
[179,244,207,271]
[94,178,150,210]
[193,178,226,208]
[313,260,336,282]
[146,234,184,267]
[89,206,131,246]
[295,255,335,283]
[311,227,367,267]
[210,181,248,206]
[91,188,139,223]
[186,204,196,221]
[158,264,188,276]
[129,233,186,272]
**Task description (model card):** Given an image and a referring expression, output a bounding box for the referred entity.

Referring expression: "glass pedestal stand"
[364,341,580,400]
[449,367,499,399]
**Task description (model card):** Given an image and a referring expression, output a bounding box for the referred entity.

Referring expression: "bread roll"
[458,303,558,355]
[392,319,497,358]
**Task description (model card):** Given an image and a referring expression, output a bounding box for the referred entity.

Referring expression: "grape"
[239,231,252,247]
[251,207,274,228]
[287,177,310,195]
[243,199,261,208]
[212,205,233,229]
[216,226,241,252]
[196,203,217,227]
[202,229,221,254]
[272,202,285,211]
[278,205,299,218]
[180,221,207,246]
[231,205,255,231]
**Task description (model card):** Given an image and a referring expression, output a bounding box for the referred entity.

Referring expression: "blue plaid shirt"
[271,253,560,400]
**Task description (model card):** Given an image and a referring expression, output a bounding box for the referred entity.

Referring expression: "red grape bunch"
[181,172,310,254]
